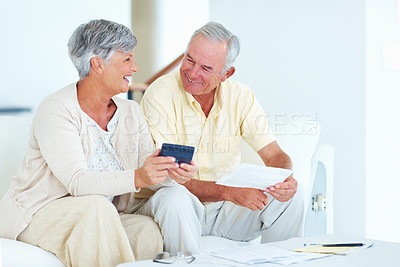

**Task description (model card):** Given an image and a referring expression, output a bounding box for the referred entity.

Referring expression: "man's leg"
[18,195,134,267]
[261,187,305,243]
[208,191,302,242]
[137,185,204,254]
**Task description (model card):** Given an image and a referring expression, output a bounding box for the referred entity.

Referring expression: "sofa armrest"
[307,144,335,235]
[309,144,335,234]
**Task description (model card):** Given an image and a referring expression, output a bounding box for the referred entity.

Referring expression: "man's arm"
[183,141,297,209]
[183,179,269,211]
[257,141,297,202]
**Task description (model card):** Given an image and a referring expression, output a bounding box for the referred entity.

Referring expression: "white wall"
[210,0,367,237]
[366,0,400,242]
[0,0,131,111]
[131,0,209,84]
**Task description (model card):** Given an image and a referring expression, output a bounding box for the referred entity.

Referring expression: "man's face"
[180,34,229,96]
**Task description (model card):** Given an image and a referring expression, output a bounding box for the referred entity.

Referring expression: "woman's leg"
[18,195,134,267]
[120,214,163,261]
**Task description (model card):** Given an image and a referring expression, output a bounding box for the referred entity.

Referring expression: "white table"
[118,234,400,267]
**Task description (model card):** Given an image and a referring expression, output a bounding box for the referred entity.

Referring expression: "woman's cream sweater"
[0,83,154,239]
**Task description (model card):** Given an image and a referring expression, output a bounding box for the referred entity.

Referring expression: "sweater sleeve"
[32,99,136,197]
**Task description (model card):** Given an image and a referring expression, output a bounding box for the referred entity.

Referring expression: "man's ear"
[90,57,103,74]
[221,67,235,82]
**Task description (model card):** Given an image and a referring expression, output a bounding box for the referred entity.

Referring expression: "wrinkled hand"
[167,160,197,184]
[135,149,179,189]
[266,175,297,202]
[225,187,269,211]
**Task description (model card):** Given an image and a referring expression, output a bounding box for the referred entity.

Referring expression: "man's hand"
[257,142,297,202]
[266,175,297,202]
[134,149,179,189]
[223,187,269,211]
[167,160,197,184]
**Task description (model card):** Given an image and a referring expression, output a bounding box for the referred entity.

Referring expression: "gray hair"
[68,19,137,79]
[188,21,240,73]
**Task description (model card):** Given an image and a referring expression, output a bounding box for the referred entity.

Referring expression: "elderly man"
[137,21,303,254]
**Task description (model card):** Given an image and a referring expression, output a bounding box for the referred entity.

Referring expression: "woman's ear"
[90,57,103,74]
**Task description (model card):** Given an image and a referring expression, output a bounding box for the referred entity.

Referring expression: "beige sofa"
[0,114,334,266]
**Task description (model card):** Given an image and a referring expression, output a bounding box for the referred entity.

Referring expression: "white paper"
[272,235,375,256]
[210,243,331,265]
[216,163,292,190]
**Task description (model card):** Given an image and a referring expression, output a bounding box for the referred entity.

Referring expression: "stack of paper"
[295,242,374,255]
[295,245,356,254]
[209,243,331,265]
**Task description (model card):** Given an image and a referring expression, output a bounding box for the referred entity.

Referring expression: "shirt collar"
[178,73,226,113]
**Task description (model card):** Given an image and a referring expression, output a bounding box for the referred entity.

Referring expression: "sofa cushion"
[240,115,320,242]
[0,116,31,199]
[1,238,64,266]
[241,115,320,191]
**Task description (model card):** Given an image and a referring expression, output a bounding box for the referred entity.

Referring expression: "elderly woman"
[0,19,196,267]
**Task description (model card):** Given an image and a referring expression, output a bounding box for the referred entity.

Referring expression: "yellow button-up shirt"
[141,69,275,182]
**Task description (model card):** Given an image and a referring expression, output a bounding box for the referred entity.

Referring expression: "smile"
[185,73,200,84]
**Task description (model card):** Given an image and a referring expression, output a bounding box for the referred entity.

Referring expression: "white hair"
[68,19,137,79]
[188,21,240,73]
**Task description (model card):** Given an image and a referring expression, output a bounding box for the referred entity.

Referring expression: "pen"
[304,243,365,247]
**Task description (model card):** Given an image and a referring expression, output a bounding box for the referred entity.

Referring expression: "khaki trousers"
[18,195,163,267]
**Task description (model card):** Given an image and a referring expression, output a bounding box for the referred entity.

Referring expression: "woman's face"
[101,50,138,94]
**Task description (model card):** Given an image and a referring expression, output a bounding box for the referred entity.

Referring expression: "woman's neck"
[77,79,117,131]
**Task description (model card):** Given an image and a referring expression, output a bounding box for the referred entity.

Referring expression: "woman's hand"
[167,160,197,184]
[134,149,179,189]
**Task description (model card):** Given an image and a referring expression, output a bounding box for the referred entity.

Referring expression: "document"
[209,243,331,265]
[295,242,375,255]
[216,163,292,190]
[273,236,375,256]
[296,245,356,254]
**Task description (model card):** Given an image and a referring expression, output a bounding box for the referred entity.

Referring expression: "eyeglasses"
[153,251,195,264]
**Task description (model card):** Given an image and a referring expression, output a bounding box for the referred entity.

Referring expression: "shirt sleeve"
[240,87,276,152]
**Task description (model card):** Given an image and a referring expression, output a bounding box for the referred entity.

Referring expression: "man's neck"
[193,89,216,118]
